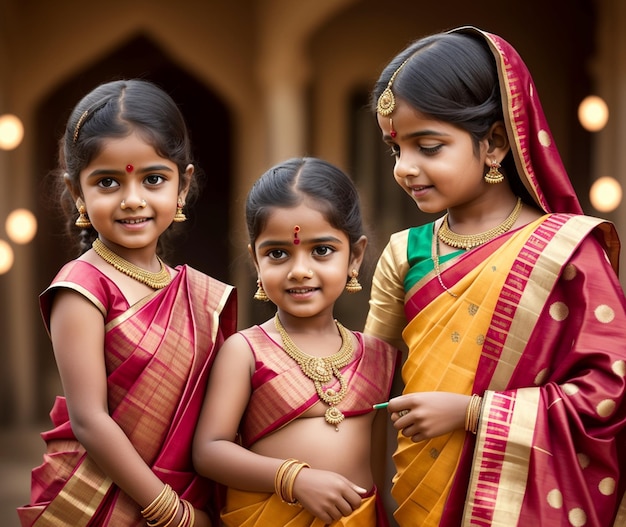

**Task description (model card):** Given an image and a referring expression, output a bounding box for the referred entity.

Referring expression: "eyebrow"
[382,129,450,142]
[85,165,175,178]
[257,235,344,250]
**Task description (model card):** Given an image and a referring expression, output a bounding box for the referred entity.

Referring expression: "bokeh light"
[6,208,37,244]
[590,176,622,212]
[0,113,24,150]
[578,95,609,132]
[0,239,14,274]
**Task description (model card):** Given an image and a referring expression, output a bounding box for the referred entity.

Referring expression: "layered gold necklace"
[92,238,171,289]
[437,197,523,250]
[274,314,354,430]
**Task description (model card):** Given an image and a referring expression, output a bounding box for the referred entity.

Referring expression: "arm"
[192,332,367,523]
[364,231,409,352]
[50,290,195,525]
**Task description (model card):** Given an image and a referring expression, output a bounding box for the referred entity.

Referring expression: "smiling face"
[378,99,492,215]
[251,201,364,322]
[75,131,191,261]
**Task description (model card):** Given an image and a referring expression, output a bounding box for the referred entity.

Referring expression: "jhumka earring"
[253,279,270,302]
[345,269,362,293]
[484,159,504,184]
[75,205,92,228]
[173,200,187,222]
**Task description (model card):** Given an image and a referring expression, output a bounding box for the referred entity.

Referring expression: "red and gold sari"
[365,26,626,527]
[17,261,236,526]
[220,326,399,526]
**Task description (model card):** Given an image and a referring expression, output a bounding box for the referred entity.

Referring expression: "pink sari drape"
[18,261,236,526]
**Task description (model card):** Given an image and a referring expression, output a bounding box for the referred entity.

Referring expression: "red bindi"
[126,164,134,173]
[390,118,397,138]
[293,225,300,245]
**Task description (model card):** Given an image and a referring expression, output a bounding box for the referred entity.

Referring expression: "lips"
[286,287,317,294]
[119,217,149,225]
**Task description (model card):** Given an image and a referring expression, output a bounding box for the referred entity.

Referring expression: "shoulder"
[41,260,123,318]
[355,331,401,359]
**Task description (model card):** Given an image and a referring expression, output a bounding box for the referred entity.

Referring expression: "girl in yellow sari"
[365,27,626,526]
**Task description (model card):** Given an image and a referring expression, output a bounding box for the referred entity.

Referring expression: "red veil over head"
[451,27,621,273]
[451,26,583,215]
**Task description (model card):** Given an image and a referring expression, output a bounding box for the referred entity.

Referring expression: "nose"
[287,255,314,281]
[120,185,147,210]
[393,152,419,181]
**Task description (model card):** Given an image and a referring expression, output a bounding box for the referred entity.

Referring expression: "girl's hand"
[292,467,366,523]
[388,392,471,442]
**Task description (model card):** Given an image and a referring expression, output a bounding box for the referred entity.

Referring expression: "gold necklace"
[92,238,171,289]
[437,197,523,250]
[432,234,458,298]
[274,313,354,430]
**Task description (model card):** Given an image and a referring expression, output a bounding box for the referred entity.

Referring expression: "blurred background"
[1,0,625,524]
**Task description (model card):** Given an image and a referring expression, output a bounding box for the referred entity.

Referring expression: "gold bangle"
[142,484,181,527]
[285,462,310,504]
[142,484,170,518]
[465,394,483,434]
[274,459,310,504]
[274,459,298,500]
[175,500,191,527]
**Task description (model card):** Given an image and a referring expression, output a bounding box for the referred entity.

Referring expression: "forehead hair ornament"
[293,225,300,245]
[376,56,412,117]
[73,110,89,143]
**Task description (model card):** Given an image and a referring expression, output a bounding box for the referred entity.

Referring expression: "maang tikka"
[376,56,412,117]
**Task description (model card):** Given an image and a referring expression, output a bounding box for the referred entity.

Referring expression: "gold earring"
[484,159,504,184]
[173,200,187,222]
[253,279,269,302]
[345,269,362,293]
[75,205,92,228]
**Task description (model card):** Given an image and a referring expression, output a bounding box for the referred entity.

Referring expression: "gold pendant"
[325,406,344,426]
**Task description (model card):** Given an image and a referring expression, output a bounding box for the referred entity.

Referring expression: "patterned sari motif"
[386,215,626,526]
[222,326,399,526]
[17,261,237,526]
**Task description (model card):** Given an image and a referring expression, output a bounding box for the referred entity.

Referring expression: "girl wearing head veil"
[365,26,626,526]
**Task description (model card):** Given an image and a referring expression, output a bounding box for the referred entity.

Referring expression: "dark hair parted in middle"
[246,157,364,252]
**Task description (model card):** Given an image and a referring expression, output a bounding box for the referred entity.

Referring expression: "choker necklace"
[92,238,171,289]
[274,313,354,430]
[437,197,523,250]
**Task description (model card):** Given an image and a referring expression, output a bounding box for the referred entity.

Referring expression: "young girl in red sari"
[18,79,237,526]
[193,157,398,526]
[365,27,626,526]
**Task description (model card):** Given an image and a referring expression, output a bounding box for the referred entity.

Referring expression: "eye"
[313,245,334,257]
[267,249,288,260]
[97,178,119,188]
[420,144,443,156]
[388,144,400,158]
[145,174,165,186]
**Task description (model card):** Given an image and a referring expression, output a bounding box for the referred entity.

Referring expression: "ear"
[247,243,260,272]
[348,235,368,273]
[484,121,510,167]
[178,164,194,202]
[63,172,82,203]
